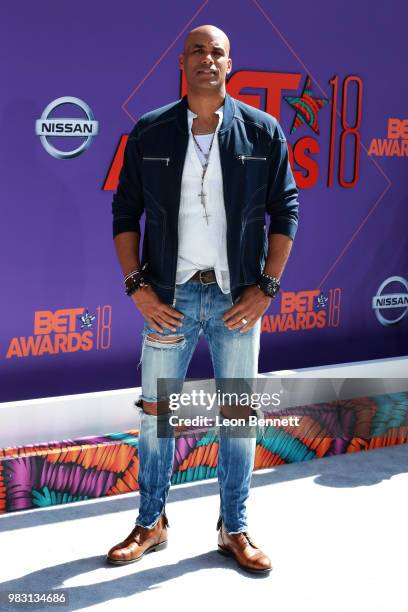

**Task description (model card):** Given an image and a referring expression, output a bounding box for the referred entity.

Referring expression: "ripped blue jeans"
[135,278,261,534]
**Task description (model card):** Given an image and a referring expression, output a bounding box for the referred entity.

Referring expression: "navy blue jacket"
[112,92,299,305]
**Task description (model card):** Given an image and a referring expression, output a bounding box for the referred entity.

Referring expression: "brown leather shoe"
[106,512,169,565]
[217,518,272,574]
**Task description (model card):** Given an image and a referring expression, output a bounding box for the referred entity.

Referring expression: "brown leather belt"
[190,269,217,284]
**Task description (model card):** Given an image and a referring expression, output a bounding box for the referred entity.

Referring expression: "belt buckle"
[199,269,215,285]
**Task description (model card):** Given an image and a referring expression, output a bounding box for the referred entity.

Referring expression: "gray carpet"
[1,443,407,612]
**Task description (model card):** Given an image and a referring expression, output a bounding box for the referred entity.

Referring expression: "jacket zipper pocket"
[238,155,267,165]
[143,156,170,166]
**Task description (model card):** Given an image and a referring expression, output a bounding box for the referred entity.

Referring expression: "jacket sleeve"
[112,123,144,238]
[265,119,299,240]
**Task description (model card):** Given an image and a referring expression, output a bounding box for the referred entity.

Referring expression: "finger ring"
[241,318,248,325]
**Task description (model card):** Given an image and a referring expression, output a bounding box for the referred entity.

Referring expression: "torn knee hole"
[146,333,184,344]
[142,400,171,416]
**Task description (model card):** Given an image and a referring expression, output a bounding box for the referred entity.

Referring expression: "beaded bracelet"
[124,263,149,296]
[124,269,141,282]
[126,277,149,297]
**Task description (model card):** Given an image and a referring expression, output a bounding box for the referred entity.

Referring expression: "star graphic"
[316,292,329,310]
[77,309,96,329]
[284,76,329,135]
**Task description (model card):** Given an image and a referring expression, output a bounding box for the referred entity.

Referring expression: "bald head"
[183,24,230,55]
[179,24,232,93]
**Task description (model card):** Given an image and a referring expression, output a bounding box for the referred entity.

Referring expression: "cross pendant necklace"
[192,131,216,225]
[197,168,210,224]
[198,181,211,223]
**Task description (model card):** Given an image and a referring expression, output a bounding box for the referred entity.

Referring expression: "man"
[107,24,299,574]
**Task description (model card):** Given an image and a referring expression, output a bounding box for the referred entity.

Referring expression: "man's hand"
[223,285,271,333]
[131,285,184,333]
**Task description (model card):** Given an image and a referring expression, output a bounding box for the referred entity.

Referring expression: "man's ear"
[226,58,232,74]
[178,53,184,70]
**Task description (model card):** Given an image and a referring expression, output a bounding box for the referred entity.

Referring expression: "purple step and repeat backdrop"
[1,1,407,402]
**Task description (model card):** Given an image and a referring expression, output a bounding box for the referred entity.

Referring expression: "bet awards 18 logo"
[368,119,408,157]
[262,288,341,333]
[5,306,111,358]
[104,70,363,191]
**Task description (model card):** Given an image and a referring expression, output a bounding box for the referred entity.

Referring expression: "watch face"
[267,281,280,297]
[258,275,280,297]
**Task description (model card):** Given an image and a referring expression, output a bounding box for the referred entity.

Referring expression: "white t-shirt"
[175,105,231,293]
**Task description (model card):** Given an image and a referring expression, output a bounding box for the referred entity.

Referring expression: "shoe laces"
[235,531,257,549]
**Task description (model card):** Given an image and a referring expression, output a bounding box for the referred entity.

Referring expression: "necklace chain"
[191,130,217,225]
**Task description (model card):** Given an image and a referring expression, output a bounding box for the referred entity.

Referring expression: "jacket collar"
[176,91,235,134]
[187,104,224,132]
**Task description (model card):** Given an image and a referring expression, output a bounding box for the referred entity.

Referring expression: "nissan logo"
[35,96,99,159]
